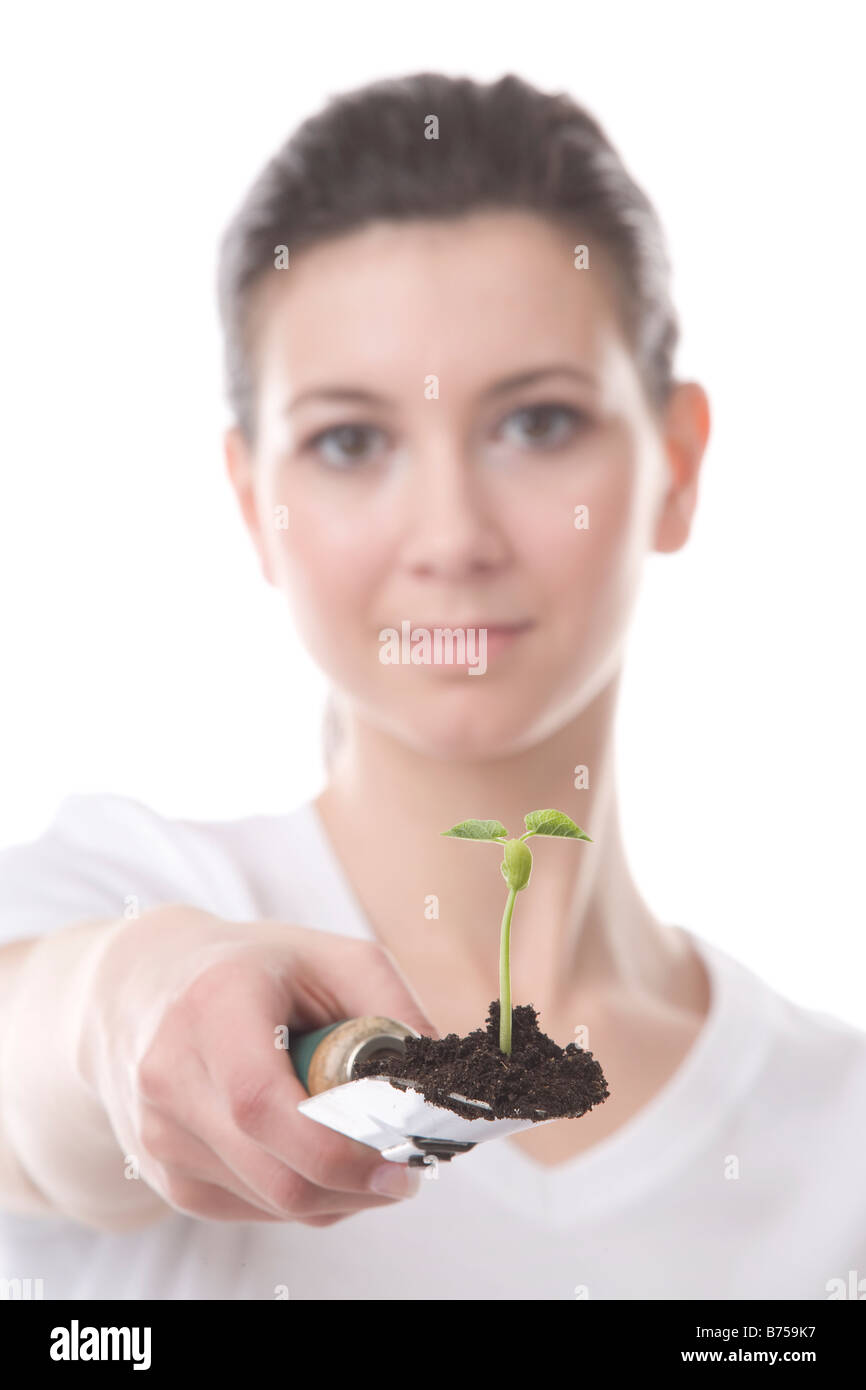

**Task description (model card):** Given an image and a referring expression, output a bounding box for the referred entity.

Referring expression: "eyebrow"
[285,365,597,413]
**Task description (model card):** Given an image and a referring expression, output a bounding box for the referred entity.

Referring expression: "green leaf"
[442,819,509,841]
[523,809,592,841]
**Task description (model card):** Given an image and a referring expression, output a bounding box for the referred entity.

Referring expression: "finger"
[147,1091,419,1217]
[139,1101,289,1218]
[150,1169,287,1222]
[200,969,405,1192]
[290,931,442,1042]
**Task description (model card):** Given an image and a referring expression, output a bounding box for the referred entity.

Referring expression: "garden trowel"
[291,1015,555,1166]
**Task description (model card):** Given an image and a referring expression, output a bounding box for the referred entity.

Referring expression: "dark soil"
[353,999,610,1121]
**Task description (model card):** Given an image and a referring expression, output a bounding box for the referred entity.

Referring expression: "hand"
[79,905,440,1225]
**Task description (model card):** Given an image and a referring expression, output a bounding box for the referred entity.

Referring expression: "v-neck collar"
[300,796,778,1227]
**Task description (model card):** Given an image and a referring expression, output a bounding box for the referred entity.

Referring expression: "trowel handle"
[288,1015,420,1095]
[288,1021,347,1092]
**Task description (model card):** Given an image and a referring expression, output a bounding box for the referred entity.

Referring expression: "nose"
[397,437,509,580]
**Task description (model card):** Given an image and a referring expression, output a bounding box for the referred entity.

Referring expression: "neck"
[315,670,675,1017]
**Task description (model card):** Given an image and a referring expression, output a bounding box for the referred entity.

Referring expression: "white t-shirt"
[1,792,865,1301]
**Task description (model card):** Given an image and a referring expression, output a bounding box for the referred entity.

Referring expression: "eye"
[305,423,386,468]
[498,403,587,450]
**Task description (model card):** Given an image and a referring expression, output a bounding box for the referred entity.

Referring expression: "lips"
[417,619,533,631]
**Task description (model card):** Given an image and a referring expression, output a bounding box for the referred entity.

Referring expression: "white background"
[1,1,863,1024]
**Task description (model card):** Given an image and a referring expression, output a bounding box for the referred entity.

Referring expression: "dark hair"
[216,70,680,446]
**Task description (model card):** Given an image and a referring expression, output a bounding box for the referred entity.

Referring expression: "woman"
[1,71,864,1301]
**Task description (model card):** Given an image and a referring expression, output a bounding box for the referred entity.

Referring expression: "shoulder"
[698,928,866,1056]
[0,793,313,939]
[768,987,866,1099]
[740,943,866,1070]
[708,936,866,1141]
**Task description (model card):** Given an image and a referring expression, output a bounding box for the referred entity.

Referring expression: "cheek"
[265,493,381,656]
[516,444,642,592]
[510,444,648,661]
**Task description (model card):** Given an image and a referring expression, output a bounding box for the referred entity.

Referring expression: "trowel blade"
[296,1075,555,1162]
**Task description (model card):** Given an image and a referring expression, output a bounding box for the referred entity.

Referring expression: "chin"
[380,687,554,762]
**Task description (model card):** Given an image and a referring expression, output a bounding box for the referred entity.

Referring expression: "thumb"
[311,934,442,1040]
[364,942,442,1040]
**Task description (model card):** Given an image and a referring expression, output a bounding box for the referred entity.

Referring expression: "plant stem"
[499,886,517,1055]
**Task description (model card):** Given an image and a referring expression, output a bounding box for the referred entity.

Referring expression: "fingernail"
[369,1162,422,1198]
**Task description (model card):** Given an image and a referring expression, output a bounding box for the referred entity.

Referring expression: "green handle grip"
[288,1020,350,1091]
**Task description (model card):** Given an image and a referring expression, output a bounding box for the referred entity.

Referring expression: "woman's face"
[226,208,708,759]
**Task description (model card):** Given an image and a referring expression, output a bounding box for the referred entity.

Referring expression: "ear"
[652,382,711,554]
[223,425,275,587]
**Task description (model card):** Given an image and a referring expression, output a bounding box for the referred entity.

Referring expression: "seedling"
[441,810,592,1056]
